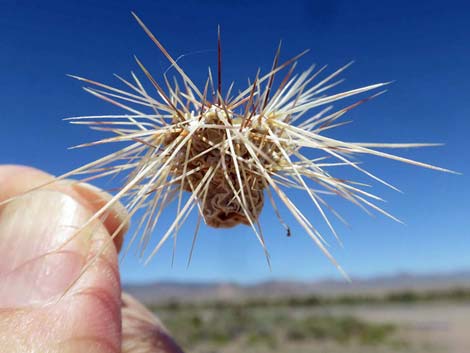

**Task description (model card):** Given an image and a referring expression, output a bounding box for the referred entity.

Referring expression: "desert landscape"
[125,271,470,353]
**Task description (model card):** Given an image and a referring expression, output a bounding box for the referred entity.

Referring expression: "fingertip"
[0,165,55,202]
[0,165,129,253]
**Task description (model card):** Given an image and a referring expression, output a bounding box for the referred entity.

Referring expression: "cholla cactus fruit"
[8,13,454,277]
[160,105,266,229]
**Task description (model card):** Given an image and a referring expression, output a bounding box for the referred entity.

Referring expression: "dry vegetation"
[148,288,470,353]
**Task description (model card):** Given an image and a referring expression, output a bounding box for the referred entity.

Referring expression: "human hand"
[0,165,184,353]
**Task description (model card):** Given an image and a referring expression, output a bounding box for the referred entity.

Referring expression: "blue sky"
[1,0,469,284]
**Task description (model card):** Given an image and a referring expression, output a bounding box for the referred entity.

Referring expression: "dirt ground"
[187,302,470,353]
[342,302,470,353]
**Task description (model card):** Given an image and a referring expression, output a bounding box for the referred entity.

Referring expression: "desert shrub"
[285,315,395,345]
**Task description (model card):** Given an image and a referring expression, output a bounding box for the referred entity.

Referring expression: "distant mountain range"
[123,270,470,304]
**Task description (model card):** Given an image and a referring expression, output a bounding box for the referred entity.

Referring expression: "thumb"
[0,166,125,353]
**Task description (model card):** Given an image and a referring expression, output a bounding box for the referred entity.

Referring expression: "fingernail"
[73,182,129,226]
[70,181,129,252]
[0,190,93,307]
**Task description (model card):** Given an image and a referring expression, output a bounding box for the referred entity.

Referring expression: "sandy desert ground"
[343,302,470,353]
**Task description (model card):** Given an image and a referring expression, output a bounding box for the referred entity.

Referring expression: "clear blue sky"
[1,0,469,284]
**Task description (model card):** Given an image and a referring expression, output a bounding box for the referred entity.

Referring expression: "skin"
[0,165,184,353]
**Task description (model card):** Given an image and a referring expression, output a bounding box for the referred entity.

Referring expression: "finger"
[0,165,128,252]
[122,293,185,353]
